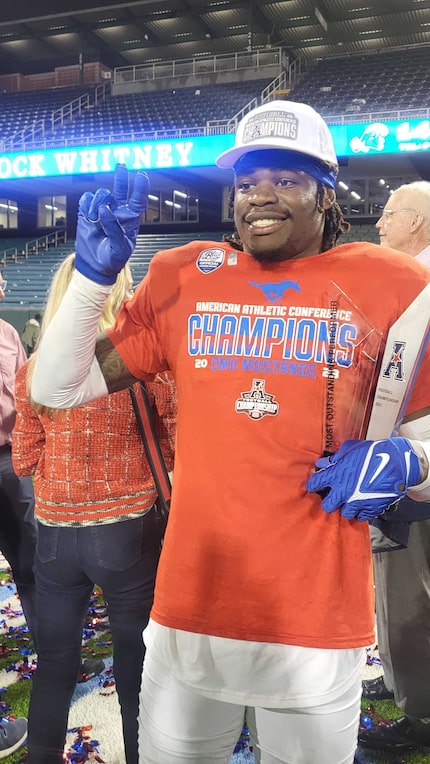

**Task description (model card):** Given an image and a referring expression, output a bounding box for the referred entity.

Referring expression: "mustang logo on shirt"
[248,280,301,304]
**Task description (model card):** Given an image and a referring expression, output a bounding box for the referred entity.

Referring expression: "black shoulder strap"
[129,381,171,514]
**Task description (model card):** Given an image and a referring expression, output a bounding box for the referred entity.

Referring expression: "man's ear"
[410,211,424,232]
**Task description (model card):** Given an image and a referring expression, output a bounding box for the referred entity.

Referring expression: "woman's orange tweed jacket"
[12,361,176,526]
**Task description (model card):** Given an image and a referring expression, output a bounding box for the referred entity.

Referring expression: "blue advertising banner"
[0,134,234,181]
[0,117,429,181]
[330,118,430,156]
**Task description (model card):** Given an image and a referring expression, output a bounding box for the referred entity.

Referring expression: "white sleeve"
[31,271,112,408]
[399,414,430,500]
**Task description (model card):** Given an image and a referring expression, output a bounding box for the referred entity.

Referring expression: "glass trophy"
[322,281,383,457]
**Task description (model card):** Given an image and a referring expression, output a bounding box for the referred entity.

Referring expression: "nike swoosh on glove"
[75,164,149,285]
[306,437,421,521]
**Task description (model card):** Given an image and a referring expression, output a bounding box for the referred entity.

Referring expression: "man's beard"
[250,246,292,263]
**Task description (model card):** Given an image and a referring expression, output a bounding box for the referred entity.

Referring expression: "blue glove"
[306,437,421,521]
[75,164,149,285]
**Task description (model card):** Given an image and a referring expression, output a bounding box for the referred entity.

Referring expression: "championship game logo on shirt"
[382,340,406,381]
[235,379,279,420]
[242,109,298,144]
[196,248,225,274]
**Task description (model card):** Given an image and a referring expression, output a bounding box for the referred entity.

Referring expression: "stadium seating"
[0,79,272,149]
[340,224,379,245]
[3,45,429,150]
[2,46,430,151]
[1,243,76,308]
[40,80,271,146]
[288,47,430,118]
[0,87,94,145]
[0,232,228,308]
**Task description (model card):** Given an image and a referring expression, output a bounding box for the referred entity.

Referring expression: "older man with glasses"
[0,271,35,756]
[359,181,430,755]
[376,188,430,258]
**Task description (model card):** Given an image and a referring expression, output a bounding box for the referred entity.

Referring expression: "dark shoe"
[0,718,28,758]
[77,657,105,683]
[359,716,430,752]
[362,675,394,700]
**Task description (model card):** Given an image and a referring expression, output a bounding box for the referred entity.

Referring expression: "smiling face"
[233,153,334,263]
[375,188,424,253]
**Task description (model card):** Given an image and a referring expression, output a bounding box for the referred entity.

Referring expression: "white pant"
[138,651,361,764]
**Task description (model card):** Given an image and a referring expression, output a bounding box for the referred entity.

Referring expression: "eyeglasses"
[379,208,418,221]
[0,280,7,291]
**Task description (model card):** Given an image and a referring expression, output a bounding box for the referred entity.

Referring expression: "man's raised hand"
[306,437,421,521]
[75,164,149,285]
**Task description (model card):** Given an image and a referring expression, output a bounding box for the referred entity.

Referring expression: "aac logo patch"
[196,248,225,274]
[382,340,406,381]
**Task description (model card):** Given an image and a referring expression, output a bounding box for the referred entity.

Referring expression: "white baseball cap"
[216,100,338,169]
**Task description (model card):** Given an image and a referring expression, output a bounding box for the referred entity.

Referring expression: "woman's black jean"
[27,510,161,764]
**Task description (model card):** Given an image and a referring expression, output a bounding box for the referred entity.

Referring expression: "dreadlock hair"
[222,180,350,253]
[316,182,350,252]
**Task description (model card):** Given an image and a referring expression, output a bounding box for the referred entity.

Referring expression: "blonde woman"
[12,254,176,764]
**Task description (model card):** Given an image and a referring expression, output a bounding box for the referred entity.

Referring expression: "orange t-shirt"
[108,240,430,649]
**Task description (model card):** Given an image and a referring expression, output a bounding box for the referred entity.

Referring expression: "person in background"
[0,272,103,759]
[0,271,35,758]
[21,313,41,356]
[359,182,430,754]
[12,254,176,764]
[31,103,430,764]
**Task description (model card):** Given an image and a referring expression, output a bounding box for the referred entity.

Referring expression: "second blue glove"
[306,437,421,521]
